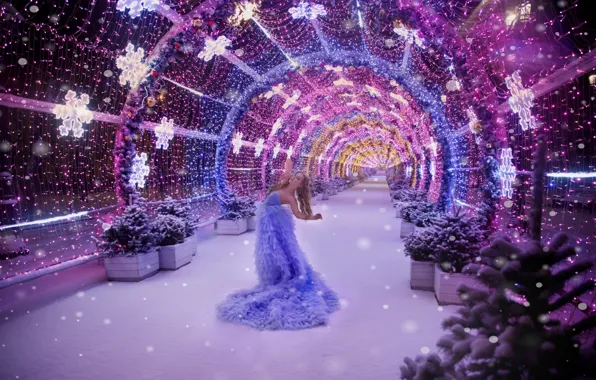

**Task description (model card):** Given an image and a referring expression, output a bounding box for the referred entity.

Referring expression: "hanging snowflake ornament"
[289,1,327,20]
[393,21,424,47]
[505,71,535,131]
[272,142,281,158]
[499,148,516,199]
[466,107,479,134]
[231,1,257,25]
[430,161,436,179]
[287,145,294,158]
[130,152,150,188]
[271,118,282,136]
[232,132,243,154]
[298,130,307,143]
[429,137,437,156]
[53,90,93,138]
[255,138,265,157]
[115,43,150,90]
[154,117,174,149]
[198,36,231,62]
[116,0,160,18]
[282,90,301,109]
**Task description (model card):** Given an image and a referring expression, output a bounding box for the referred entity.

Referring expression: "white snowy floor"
[0,177,456,380]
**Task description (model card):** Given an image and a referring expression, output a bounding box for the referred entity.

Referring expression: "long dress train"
[216,191,339,330]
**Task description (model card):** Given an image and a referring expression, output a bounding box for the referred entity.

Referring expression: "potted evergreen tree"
[401,202,438,237]
[431,209,486,305]
[155,196,197,260]
[152,214,193,270]
[216,190,250,235]
[96,205,158,281]
[404,230,436,291]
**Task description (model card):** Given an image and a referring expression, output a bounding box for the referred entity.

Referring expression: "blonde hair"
[267,172,313,216]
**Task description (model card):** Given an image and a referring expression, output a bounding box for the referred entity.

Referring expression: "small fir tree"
[151,214,186,246]
[157,196,193,237]
[404,230,435,262]
[402,201,439,227]
[96,205,154,257]
[431,208,486,273]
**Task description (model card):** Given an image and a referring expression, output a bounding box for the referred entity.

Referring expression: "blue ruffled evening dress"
[216,191,339,330]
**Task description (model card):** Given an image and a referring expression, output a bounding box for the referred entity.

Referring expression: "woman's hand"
[312,213,322,220]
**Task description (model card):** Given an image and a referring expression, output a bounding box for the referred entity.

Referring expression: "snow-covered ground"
[0,177,455,380]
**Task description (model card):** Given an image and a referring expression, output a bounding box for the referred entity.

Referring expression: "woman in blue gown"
[216,159,339,330]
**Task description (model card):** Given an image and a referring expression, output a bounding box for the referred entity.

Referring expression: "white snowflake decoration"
[116,0,160,19]
[298,130,307,143]
[231,1,257,25]
[271,118,282,136]
[130,152,150,188]
[430,161,436,179]
[232,132,243,154]
[198,36,231,62]
[390,92,409,105]
[429,137,437,156]
[333,78,354,87]
[406,165,413,178]
[365,85,381,98]
[255,138,265,157]
[505,71,535,131]
[154,117,174,150]
[287,145,294,157]
[393,24,424,48]
[116,43,150,90]
[282,90,301,109]
[307,114,321,123]
[53,90,93,138]
[467,107,479,135]
[499,148,516,199]
[289,2,327,20]
[273,142,281,158]
[317,155,323,164]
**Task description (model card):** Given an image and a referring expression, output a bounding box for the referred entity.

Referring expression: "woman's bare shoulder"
[277,190,295,205]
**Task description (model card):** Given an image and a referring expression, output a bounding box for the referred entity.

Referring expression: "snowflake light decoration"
[365,85,381,98]
[429,137,437,156]
[333,78,354,87]
[231,1,257,25]
[390,92,409,105]
[499,148,516,199]
[255,138,265,157]
[406,165,413,178]
[116,0,160,19]
[505,71,535,131]
[317,155,323,164]
[287,146,294,158]
[271,118,282,135]
[198,36,231,62]
[154,117,174,150]
[289,1,327,20]
[430,161,436,179]
[53,90,93,138]
[232,132,243,154]
[130,152,150,188]
[272,142,281,158]
[446,76,461,92]
[282,91,301,109]
[307,115,321,123]
[298,130,307,143]
[115,43,150,90]
[393,22,424,47]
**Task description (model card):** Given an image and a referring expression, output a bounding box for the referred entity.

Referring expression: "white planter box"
[415,226,430,233]
[104,250,159,282]
[410,259,434,291]
[159,236,195,270]
[400,221,415,238]
[434,264,485,305]
[247,216,257,231]
[216,219,248,235]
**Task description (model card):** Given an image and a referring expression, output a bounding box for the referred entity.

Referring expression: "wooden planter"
[400,221,415,238]
[159,236,195,270]
[104,250,159,282]
[247,216,257,231]
[410,259,434,291]
[216,219,248,235]
[434,264,484,305]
